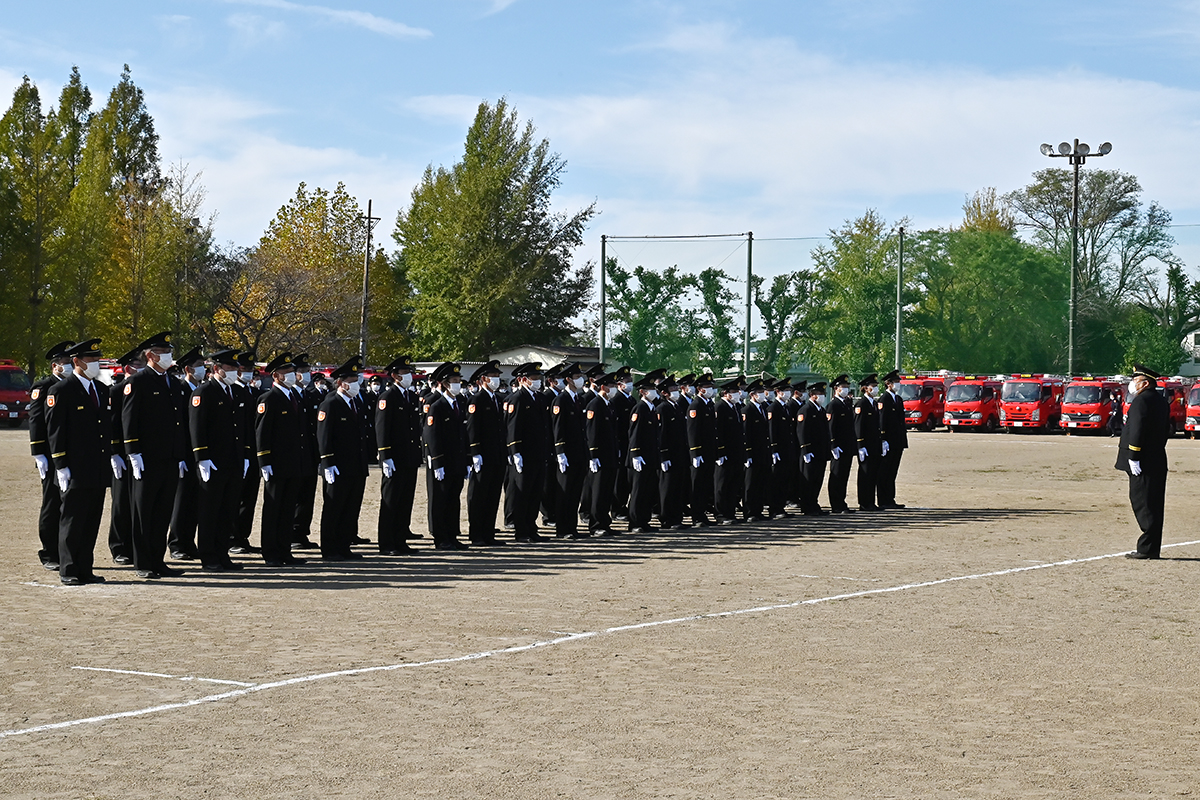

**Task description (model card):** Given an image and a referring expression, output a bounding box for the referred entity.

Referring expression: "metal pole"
[1069,142,1079,377]
[895,226,904,372]
[360,199,372,364]
[599,234,607,366]
[745,231,753,374]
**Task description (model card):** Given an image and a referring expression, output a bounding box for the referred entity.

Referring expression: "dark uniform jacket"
[742,400,771,464]
[854,394,882,453]
[376,386,423,469]
[715,397,743,463]
[627,397,660,468]
[767,398,795,461]
[585,395,618,466]
[189,379,248,470]
[47,373,112,489]
[122,367,189,466]
[552,390,588,466]
[506,387,548,464]
[686,396,718,463]
[317,391,371,477]
[109,373,133,460]
[1115,389,1170,473]
[255,384,308,478]
[797,398,830,462]
[879,390,909,450]
[466,388,507,468]
[611,390,634,462]
[28,374,62,457]
[657,398,688,467]
[827,395,856,453]
[424,391,467,476]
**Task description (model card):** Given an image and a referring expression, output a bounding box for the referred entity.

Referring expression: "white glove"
[466,466,473,480]
[1129,460,1142,476]
[882,440,890,457]
[557,453,569,473]
[434,467,445,481]
[34,454,49,480]
[744,458,752,468]
[178,460,188,478]
[130,452,144,480]
[243,459,249,478]
[632,456,645,473]
[261,464,273,482]
[692,456,703,468]
[590,458,601,473]
[110,454,125,479]
[771,452,781,465]
[513,452,524,474]
[198,459,216,483]
[832,447,843,460]
[803,452,813,464]
[472,454,483,473]
[382,458,395,478]
[858,447,867,463]
[324,466,340,484]
[56,467,71,493]
[716,456,727,466]
[661,459,671,473]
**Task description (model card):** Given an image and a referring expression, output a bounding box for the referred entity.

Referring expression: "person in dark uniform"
[656,375,689,530]
[767,378,797,519]
[465,360,507,547]
[713,378,744,525]
[609,368,635,522]
[376,355,423,555]
[29,340,74,570]
[168,345,205,561]
[854,374,882,512]
[551,362,589,539]
[786,382,805,508]
[506,362,549,543]
[232,351,264,554]
[254,353,309,567]
[539,363,564,529]
[422,361,470,550]
[1117,364,1172,559]
[577,362,608,526]
[107,347,143,565]
[189,349,248,571]
[123,332,189,580]
[46,338,111,585]
[626,374,662,533]
[584,372,620,536]
[797,381,831,515]
[686,373,718,527]
[826,375,857,514]
[317,356,372,559]
[291,353,321,551]
[876,370,909,510]
[742,379,772,522]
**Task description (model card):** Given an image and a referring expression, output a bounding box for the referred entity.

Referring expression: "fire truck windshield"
[1063,386,1100,405]
[1189,387,1200,406]
[947,384,981,402]
[895,384,921,401]
[1002,382,1041,402]
[0,369,31,390]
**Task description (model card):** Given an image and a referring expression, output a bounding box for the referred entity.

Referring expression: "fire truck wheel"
[922,417,936,432]
[984,417,998,433]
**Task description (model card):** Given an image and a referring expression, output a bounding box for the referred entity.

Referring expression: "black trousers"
[612,459,630,518]
[59,483,106,580]
[108,471,133,559]
[293,471,318,542]
[260,474,298,561]
[426,469,464,545]
[658,463,687,527]
[197,467,240,565]
[856,454,879,510]
[38,471,61,564]
[690,459,715,523]
[589,465,616,532]
[1129,471,1167,557]
[378,466,418,551]
[236,469,260,547]
[714,459,742,521]
[770,458,793,516]
[827,450,854,512]
[322,471,367,556]
[168,465,199,555]
[467,461,504,543]
[540,453,559,523]
[744,459,770,519]
[801,458,827,513]
[503,463,516,527]
[510,461,545,539]
[131,466,180,571]
[877,446,903,506]
[628,464,658,529]
[555,462,586,537]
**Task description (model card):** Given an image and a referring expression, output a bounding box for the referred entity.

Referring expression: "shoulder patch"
[423,404,431,413]
[798,413,804,421]
[689,409,697,418]
[192,395,201,407]
[767,412,773,420]
[377,399,386,410]
[468,403,476,414]
[427,415,435,426]
[553,405,560,414]
[30,388,39,400]
[46,395,55,407]
[587,409,595,419]
[317,410,326,421]
[124,383,132,395]
[631,412,638,422]
[854,406,861,414]
[878,401,884,409]
[258,402,267,414]
[741,413,747,421]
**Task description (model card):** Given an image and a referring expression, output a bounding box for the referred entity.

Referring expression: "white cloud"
[223,0,432,39]
[226,13,288,44]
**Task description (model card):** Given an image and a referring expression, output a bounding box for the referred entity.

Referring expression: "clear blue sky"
[4,1,1200,280]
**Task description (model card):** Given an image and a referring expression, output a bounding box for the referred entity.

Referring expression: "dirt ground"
[1,426,1198,799]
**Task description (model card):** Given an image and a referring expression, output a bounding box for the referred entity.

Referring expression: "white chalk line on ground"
[70,666,257,687]
[4,538,1199,742]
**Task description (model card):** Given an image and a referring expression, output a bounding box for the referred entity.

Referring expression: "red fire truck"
[1123,377,1190,434]
[999,374,1064,432]
[1059,377,1124,434]
[1186,384,1200,438]
[896,372,958,431]
[0,359,32,427]
[942,375,1002,432]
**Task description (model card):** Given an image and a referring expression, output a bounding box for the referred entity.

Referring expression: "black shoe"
[157,566,187,578]
[718,518,737,526]
[746,515,768,523]
[882,503,906,509]
[202,562,236,572]
[264,559,289,567]
[228,546,250,555]
[772,513,790,520]
[613,514,629,522]
[61,576,83,586]
[569,531,593,539]
[42,561,60,571]
[381,546,418,555]
[859,506,880,512]
[291,539,319,550]
[282,556,308,565]
[1125,551,1159,560]
[170,550,197,561]
[403,531,426,539]
[135,570,161,579]
[802,510,831,516]
[81,574,107,584]
[434,541,470,551]
[631,526,654,534]
[351,536,371,545]
[113,555,133,565]
[341,551,364,560]
[515,534,547,543]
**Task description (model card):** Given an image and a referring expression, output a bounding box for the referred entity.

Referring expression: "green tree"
[604,258,696,373]
[1114,308,1187,376]
[751,269,824,377]
[693,267,738,375]
[394,98,595,359]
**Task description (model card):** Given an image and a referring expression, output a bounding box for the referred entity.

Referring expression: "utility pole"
[895,226,904,372]
[599,234,607,366]
[358,199,381,364]
[745,231,753,375]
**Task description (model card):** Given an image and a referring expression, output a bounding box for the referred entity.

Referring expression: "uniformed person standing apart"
[506,363,549,543]
[713,378,744,525]
[854,374,882,512]
[552,363,589,539]
[376,355,422,555]
[877,369,908,510]
[29,340,74,570]
[465,360,507,547]
[123,332,189,580]
[686,374,718,527]
[168,345,205,561]
[826,375,857,515]
[1117,364,1172,559]
[189,350,248,571]
[742,379,771,522]
[797,381,831,515]
[318,356,372,559]
[254,353,309,567]
[46,339,111,585]
[423,361,469,550]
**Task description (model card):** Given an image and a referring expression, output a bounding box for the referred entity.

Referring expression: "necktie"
[89,382,99,408]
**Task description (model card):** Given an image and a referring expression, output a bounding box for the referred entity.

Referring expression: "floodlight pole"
[599,234,607,365]
[358,199,381,365]
[895,226,904,372]
[745,231,753,374]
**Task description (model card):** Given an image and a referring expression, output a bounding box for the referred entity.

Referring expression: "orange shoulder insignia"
[377,399,386,410]
[46,395,55,407]
[798,413,804,421]
[192,395,201,407]
[30,388,39,400]
[631,412,638,422]
[552,405,560,415]
[123,383,132,395]
[468,404,476,414]
[689,409,697,418]
[427,415,435,426]
[854,406,861,414]
[258,402,267,414]
[767,412,773,420]
[586,409,595,419]
[317,410,326,421]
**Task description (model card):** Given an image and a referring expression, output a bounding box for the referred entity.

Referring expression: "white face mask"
[669,390,681,402]
[703,387,717,399]
[644,389,659,402]
[282,372,297,387]
[52,362,66,378]
[618,383,628,394]
[221,369,239,386]
[300,371,312,385]
[779,390,792,401]
[488,376,501,391]
[399,373,413,389]
[240,371,253,383]
[344,380,361,397]
[448,382,462,396]
[528,379,543,391]
[155,351,174,370]
[191,366,206,381]
[838,387,852,398]
[814,394,827,407]
[1128,379,1139,395]
[606,386,619,400]
[865,386,878,398]
[572,376,585,390]
[82,361,101,380]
